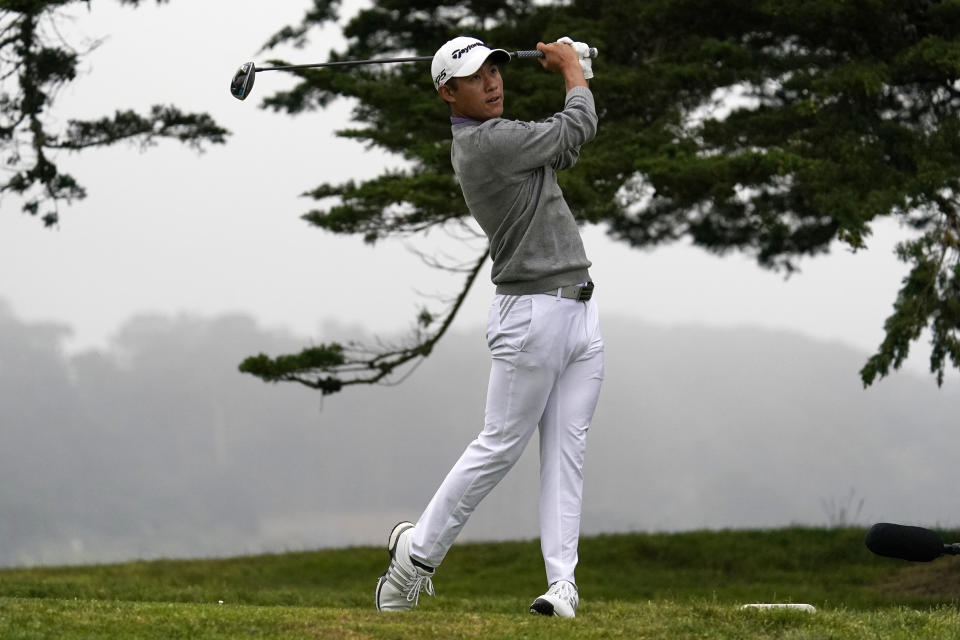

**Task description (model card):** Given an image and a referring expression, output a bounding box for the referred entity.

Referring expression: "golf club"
[230,47,599,101]
[865,522,960,562]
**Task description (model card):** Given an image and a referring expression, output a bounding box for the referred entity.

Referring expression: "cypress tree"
[239,0,960,390]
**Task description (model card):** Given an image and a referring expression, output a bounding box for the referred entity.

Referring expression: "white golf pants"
[410,291,604,585]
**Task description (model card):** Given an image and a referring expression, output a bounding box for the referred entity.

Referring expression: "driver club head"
[230,62,256,100]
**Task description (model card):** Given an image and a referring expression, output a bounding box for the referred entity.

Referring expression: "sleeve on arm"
[483,86,597,174]
[552,146,582,171]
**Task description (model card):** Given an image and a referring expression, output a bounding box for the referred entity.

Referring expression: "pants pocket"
[487,295,535,355]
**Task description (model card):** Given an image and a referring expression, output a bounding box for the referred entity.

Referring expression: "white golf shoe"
[529,579,579,618]
[375,521,435,611]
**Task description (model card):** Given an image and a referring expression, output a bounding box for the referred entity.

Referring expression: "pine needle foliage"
[239,0,960,391]
[0,1,229,226]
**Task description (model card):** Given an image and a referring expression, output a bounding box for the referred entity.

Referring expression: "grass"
[3,527,960,638]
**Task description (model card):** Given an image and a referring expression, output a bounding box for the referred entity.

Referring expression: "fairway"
[4,597,960,640]
[3,528,960,639]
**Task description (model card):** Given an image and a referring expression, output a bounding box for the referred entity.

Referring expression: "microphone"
[865,523,960,562]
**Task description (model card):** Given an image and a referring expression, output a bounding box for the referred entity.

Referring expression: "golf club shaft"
[256,56,432,72]
[231,48,599,100]
[254,49,596,73]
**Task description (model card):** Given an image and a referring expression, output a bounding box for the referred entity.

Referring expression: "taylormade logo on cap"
[452,41,485,59]
[431,36,510,90]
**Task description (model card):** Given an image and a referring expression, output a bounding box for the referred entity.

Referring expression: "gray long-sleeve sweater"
[450,86,598,295]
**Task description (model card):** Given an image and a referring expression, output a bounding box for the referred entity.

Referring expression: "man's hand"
[536,41,588,92]
[555,36,594,80]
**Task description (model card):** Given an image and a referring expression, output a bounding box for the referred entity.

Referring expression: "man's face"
[441,59,504,121]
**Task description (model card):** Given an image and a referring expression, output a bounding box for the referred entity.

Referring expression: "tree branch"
[239,248,489,394]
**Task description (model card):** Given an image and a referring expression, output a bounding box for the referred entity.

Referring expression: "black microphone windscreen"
[865,523,944,562]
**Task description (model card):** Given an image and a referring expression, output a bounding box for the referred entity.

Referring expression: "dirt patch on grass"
[876,556,960,600]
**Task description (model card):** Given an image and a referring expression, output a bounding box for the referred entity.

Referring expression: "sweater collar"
[450,116,481,125]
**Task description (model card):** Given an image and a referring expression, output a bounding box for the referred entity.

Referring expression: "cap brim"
[454,47,512,79]
[488,49,511,65]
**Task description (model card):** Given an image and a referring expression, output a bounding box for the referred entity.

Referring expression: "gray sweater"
[450,86,598,295]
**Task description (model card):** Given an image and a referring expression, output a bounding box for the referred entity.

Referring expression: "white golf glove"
[556,36,594,79]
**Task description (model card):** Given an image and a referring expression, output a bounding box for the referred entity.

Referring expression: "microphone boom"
[865,523,947,562]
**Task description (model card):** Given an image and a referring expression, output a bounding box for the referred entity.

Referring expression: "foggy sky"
[1,299,957,568]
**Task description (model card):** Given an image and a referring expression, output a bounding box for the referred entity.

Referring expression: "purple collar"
[450,116,481,125]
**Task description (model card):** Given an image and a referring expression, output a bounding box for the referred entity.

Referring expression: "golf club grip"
[512,47,599,59]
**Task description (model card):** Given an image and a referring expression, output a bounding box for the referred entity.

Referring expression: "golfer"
[376,35,603,618]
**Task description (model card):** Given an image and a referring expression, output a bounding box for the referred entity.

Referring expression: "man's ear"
[438,84,456,105]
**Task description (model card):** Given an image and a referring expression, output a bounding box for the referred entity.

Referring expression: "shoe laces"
[404,574,435,603]
[387,560,435,604]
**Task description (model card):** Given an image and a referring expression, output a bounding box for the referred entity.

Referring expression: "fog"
[1,299,958,567]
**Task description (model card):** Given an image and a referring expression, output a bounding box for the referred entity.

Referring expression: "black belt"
[542,282,594,302]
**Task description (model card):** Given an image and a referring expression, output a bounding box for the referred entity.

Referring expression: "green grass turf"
[3,527,960,639]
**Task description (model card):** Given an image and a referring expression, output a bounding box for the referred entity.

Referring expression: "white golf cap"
[431,36,510,90]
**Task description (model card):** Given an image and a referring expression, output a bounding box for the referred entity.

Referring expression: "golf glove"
[556,36,594,80]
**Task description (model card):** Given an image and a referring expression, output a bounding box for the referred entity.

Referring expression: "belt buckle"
[576,282,594,302]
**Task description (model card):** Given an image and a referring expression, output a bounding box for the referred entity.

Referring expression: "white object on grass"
[741,604,816,612]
